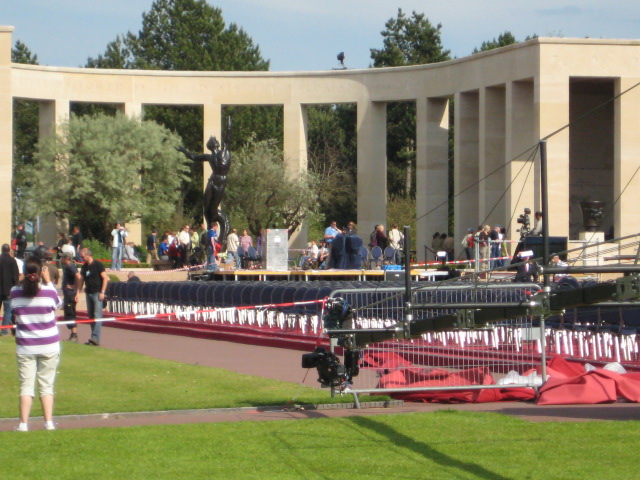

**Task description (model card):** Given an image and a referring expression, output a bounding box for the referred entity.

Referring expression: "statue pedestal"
[577,231,604,266]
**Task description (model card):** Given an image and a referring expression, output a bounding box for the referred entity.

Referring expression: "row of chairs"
[360,246,402,269]
[236,245,260,269]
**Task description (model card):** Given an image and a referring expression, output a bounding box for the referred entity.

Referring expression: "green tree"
[472,31,517,53]
[23,113,190,243]
[370,9,450,199]
[225,137,319,237]
[307,105,357,227]
[84,0,279,224]
[12,41,39,225]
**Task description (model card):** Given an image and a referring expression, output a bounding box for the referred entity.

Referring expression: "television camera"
[516,208,531,239]
[301,298,360,389]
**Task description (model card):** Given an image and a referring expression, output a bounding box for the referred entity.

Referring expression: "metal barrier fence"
[328,282,544,399]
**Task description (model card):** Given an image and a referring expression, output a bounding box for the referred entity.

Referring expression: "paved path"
[2,324,639,431]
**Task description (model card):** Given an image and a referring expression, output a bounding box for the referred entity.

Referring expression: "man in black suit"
[0,244,19,335]
[514,250,538,283]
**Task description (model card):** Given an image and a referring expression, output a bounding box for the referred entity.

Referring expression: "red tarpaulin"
[364,352,535,403]
[365,352,640,405]
[536,356,640,405]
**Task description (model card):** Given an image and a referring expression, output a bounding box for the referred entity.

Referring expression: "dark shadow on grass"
[349,416,514,480]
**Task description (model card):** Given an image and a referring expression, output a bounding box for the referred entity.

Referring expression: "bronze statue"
[177,132,231,245]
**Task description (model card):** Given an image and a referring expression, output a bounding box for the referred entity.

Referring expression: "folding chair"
[369,246,383,269]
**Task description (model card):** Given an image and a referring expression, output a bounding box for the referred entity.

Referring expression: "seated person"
[127,271,141,282]
[158,237,170,260]
[298,241,319,268]
[123,242,140,263]
[317,241,329,269]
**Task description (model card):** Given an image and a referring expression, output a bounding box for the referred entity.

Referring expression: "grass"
[2,336,639,479]
[0,336,378,418]
[1,410,640,479]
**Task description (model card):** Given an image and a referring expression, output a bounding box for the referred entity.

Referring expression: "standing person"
[61,238,75,259]
[44,252,60,286]
[75,248,109,346]
[431,232,443,259]
[71,226,83,261]
[388,224,404,264]
[55,233,67,260]
[0,244,19,336]
[531,211,543,236]
[11,256,62,431]
[110,223,127,271]
[461,228,475,261]
[442,233,455,262]
[60,252,81,342]
[239,229,253,251]
[374,224,389,251]
[14,224,27,259]
[190,225,200,256]
[178,225,191,261]
[207,223,218,271]
[146,228,159,264]
[344,222,357,235]
[324,221,341,246]
[256,228,264,258]
[489,225,501,269]
[478,225,491,272]
[226,228,240,268]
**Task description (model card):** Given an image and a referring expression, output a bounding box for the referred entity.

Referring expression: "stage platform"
[189,268,451,282]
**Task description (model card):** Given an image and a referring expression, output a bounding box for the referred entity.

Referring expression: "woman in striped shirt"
[11,256,62,432]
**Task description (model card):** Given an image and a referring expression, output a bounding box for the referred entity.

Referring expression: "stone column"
[416,97,449,262]
[0,27,13,242]
[357,100,387,238]
[505,80,536,240]
[118,102,143,120]
[454,91,479,245]
[614,78,640,242]
[39,99,70,247]
[536,75,570,239]
[117,102,144,244]
[479,86,506,227]
[283,102,308,248]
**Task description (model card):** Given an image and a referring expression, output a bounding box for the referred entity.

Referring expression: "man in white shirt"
[225,228,240,268]
[110,223,127,271]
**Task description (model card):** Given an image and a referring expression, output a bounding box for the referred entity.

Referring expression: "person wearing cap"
[514,250,538,283]
[61,252,81,342]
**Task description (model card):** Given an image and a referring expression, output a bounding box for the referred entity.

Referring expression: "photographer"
[531,211,543,236]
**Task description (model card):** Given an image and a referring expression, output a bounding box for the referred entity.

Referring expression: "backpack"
[368,231,377,248]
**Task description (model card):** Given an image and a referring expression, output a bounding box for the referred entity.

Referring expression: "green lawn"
[1,410,639,479]
[0,336,369,417]
[2,336,639,479]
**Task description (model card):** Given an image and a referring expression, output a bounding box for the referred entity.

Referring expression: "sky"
[4,1,640,71]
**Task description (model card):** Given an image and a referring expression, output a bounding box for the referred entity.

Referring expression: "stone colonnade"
[2,26,640,258]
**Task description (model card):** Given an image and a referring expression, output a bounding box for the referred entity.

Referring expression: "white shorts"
[17,352,60,397]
